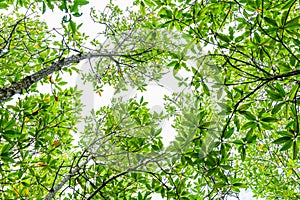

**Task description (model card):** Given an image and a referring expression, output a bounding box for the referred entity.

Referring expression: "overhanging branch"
[0,52,123,103]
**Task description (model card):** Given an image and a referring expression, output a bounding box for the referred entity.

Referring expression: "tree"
[0,0,300,199]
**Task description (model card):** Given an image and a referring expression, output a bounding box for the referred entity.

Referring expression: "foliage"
[0,0,300,199]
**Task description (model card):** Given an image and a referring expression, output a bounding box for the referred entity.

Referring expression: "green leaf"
[260,122,273,130]
[240,146,246,161]
[239,111,256,120]
[241,121,257,130]
[1,143,12,154]
[217,33,231,43]
[280,140,293,151]
[140,1,146,16]
[233,140,243,145]
[45,0,54,10]
[139,96,144,104]
[293,140,298,159]
[234,116,240,130]
[232,182,247,188]
[214,182,227,188]
[73,12,83,17]
[3,130,21,141]
[42,1,46,14]
[273,136,292,144]
[58,81,68,86]
[138,192,142,200]
[165,9,172,18]
[205,155,217,166]
[246,130,257,143]
[266,90,283,100]
[255,0,262,7]
[277,131,294,137]
[290,55,296,66]
[76,0,89,6]
[21,181,30,187]
[260,117,277,122]
[1,154,14,163]
[0,2,9,9]
[202,82,210,96]
[281,0,296,9]
[167,61,179,67]
[58,0,68,11]
[173,62,181,75]
[279,63,292,73]
[144,0,155,6]
[264,17,277,26]
[151,145,160,151]
[275,83,286,96]
[69,20,77,34]
[254,32,260,43]
[4,119,16,130]
[293,38,300,45]
[288,84,299,100]
[272,102,284,114]
[285,16,300,27]
[281,10,289,26]
[62,15,70,23]
[224,127,234,139]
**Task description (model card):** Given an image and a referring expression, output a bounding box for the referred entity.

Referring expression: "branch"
[43,125,114,199]
[268,69,300,80]
[86,158,154,200]
[86,171,129,200]
[221,69,300,135]
[43,156,92,200]
[0,52,123,103]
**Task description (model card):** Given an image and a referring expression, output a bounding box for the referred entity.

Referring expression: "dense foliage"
[0,0,299,199]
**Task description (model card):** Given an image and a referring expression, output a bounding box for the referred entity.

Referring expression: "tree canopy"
[0,0,300,199]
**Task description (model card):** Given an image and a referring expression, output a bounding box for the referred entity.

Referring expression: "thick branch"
[0,52,122,103]
[0,53,83,102]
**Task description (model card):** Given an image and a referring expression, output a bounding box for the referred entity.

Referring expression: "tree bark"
[0,53,85,102]
[0,52,121,103]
